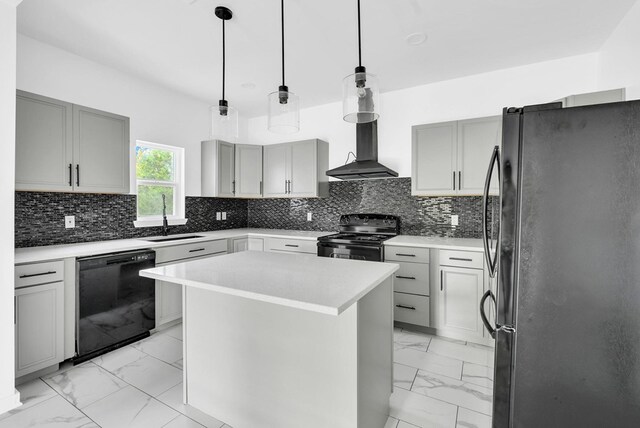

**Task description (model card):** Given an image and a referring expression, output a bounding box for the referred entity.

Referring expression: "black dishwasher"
[76,249,156,363]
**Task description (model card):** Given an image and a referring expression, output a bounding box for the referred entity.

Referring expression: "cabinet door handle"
[395,304,416,311]
[232,180,236,195]
[189,248,205,253]
[19,271,57,279]
[396,275,416,280]
[68,164,73,187]
[450,257,473,262]
[458,171,461,190]
[287,180,291,194]
[284,180,288,194]
[440,270,443,291]
[259,181,263,195]
[453,171,455,190]
[396,253,416,257]
[76,164,80,187]
[285,244,299,248]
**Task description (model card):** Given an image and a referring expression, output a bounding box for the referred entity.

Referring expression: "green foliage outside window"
[136,145,176,217]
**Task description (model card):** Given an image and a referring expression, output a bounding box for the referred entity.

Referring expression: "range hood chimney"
[325,120,398,180]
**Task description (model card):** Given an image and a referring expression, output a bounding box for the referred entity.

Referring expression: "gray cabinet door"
[217,141,235,197]
[263,144,289,197]
[73,105,130,194]
[235,144,263,198]
[15,282,64,377]
[412,122,457,196]
[438,266,484,338]
[289,140,318,197]
[15,91,73,191]
[457,116,501,195]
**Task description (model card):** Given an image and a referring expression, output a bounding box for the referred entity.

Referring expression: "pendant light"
[210,6,239,142]
[268,0,300,133]
[342,0,379,124]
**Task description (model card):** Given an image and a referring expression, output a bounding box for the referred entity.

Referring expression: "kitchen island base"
[183,277,392,428]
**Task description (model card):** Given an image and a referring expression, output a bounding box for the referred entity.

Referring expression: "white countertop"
[140,251,398,316]
[385,235,485,252]
[14,229,331,264]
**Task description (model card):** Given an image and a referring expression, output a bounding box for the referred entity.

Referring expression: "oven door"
[317,242,382,262]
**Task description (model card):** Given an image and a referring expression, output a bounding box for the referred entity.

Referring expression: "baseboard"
[0,389,21,417]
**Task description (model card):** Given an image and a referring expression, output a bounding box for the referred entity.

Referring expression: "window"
[134,141,186,226]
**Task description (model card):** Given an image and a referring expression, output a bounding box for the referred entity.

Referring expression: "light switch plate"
[307,212,312,222]
[222,212,227,220]
[451,215,459,226]
[65,215,75,229]
[216,212,221,220]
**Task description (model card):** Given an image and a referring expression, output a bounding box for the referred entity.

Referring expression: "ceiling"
[17,0,637,118]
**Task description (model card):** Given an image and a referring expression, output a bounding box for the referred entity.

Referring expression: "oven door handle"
[318,243,382,251]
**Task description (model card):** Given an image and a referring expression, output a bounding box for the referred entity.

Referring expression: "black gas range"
[317,214,399,262]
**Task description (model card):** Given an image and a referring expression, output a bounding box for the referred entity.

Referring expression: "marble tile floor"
[0,324,494,428]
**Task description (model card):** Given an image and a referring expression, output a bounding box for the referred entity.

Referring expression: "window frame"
[133,140,187,227]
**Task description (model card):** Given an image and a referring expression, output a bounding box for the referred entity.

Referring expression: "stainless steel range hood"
[325,121,398,180]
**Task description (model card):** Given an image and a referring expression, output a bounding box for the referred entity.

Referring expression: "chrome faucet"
[161,194,169,236]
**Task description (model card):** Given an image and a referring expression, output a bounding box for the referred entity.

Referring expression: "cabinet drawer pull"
[189,248,206,253]
[395,304,416,311]
[285,244,299,248]
[19,271,57,279]
[396,253,416,257]
[396,275,416,280]
[450,257,473,262]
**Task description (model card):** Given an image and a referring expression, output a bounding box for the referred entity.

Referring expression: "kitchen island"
[140,250,398,428]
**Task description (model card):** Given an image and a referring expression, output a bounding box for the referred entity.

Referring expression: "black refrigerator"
[479,100,640,427]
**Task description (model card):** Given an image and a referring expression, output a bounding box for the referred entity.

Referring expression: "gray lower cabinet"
[412,116,500,196]
[14,260,65,378]
[155,240,228,327]
[264,237,317,254]
[262,139,329,198]
[231,237,249,253]
[437,250,485,342]
[16,90,130,194]
[385,246,431,327]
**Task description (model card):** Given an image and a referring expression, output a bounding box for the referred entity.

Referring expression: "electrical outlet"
[307,212,312,222]
[221,212,227,220]
[451,215,459,226]
[216,212,221,221]
[65,215,75,229]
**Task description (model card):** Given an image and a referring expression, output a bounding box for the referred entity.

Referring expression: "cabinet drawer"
[155,239,228,263]
[393,262,429,296]
[15,261,65,288]
[439,250,483,269]
[394,292,430,327]
[266,238,317,254]
[385,246,430,264]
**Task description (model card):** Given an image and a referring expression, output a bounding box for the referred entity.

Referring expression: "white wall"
[247,53,600,178]
[598,0,640,99]
[0,0,21,414]
[17,34,238,197]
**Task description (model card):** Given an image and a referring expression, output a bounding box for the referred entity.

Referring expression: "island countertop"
[140,251,398,316]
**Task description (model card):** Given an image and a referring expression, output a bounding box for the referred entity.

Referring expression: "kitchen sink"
[142,235,205,242]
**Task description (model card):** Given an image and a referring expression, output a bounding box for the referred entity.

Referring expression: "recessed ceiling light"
[406,32,427,46]
[241,82,256,89]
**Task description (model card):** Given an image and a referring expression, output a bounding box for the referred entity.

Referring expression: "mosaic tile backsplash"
[15,192,247,248]
[248,177,499,238]
[15,178,497,248]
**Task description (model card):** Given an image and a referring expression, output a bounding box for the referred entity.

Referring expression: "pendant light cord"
[281,0,286,87]
[222,18,226,100]
[357,0,362,67]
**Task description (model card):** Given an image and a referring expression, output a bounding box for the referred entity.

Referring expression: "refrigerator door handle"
[480,289,496,338]
[482,145,501,278]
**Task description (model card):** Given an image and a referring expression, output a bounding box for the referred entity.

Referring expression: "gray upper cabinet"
[72,105,130,193]
[263,139,329,198]
[235,144,263,198]
[16,91,130,194]
[412,116,500,196]
[201,140,235,197]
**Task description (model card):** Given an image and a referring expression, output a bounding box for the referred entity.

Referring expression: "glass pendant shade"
[342,68,380,123]
[210,104,239,142]
[268,88,300,133]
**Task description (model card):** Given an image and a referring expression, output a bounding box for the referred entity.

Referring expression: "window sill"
[133,218,188,228]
